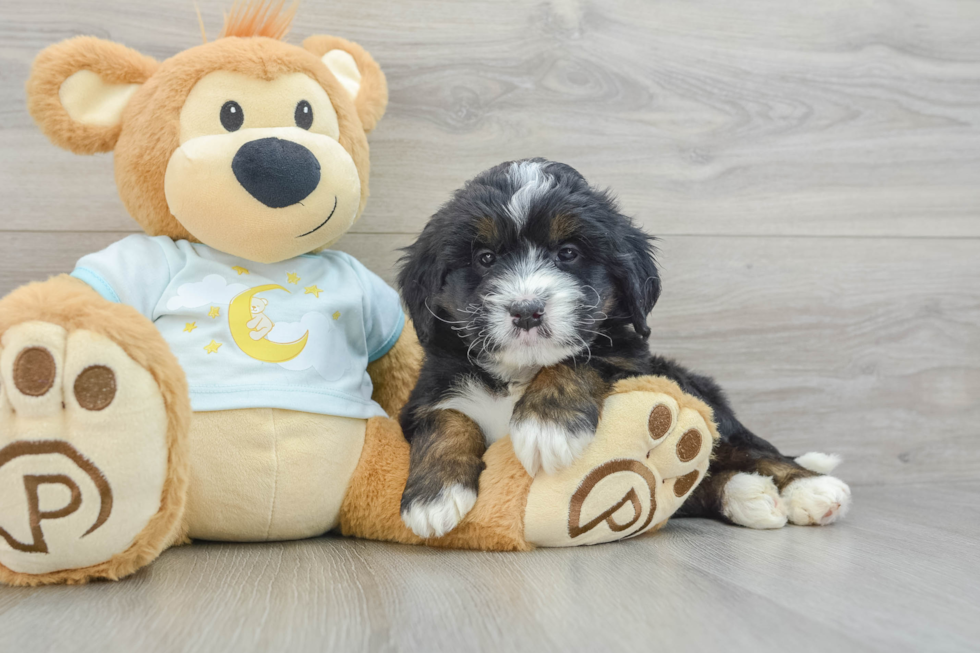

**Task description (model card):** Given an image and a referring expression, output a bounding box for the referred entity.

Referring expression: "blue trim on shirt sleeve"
[368,310,405,363]
[71,268,121,304]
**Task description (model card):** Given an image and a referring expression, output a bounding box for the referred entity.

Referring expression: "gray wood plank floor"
[1,484,978,653]
[1,0,978,650]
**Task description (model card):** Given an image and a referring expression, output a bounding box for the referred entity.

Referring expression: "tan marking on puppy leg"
[514,365,609,425]
[401,409,487,537]
[511,365,610,474]
[756,458,818,491]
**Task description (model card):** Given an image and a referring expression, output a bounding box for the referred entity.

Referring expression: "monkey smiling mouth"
[296,195,338,238]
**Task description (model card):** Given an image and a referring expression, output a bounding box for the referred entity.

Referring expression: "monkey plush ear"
[26,36,157,155]
[303,36,388,133]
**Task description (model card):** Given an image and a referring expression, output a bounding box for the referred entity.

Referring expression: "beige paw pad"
[0,325,169,577]
[523,387,715,547]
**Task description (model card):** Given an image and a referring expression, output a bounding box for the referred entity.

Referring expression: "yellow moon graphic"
[228,284,309,363]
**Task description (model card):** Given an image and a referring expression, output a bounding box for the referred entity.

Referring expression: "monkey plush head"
[26,2,387,263]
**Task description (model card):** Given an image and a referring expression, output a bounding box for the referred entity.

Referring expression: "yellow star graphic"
[208,306,220,319]
[332,311,341,320]
[287,272,301,285]
[304,285,323,298]
[203,340,222,354]
[232,266,250,275]
[183,322,198,333]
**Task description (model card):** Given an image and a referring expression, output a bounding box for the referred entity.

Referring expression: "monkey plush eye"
[556,245,579,263]
[220,101,244,132]
[295,100,313,130]
[476,249,497,268]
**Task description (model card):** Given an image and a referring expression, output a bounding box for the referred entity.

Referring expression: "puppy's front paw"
[510,417,594,476]
[400,484,477,538]
[782,475,851,526]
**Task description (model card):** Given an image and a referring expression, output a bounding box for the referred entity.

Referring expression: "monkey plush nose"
[232,137,321,208]
[510,300,545,330]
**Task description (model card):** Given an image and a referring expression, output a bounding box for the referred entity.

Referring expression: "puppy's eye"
[295,100,313,130]
[556,246,579,263]
[476,250,497,268]
[220,101,244,132]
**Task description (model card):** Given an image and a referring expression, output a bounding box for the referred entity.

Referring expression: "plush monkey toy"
[0,2,717,586]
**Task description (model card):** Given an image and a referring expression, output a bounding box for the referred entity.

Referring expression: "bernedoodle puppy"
[396,158,851,538]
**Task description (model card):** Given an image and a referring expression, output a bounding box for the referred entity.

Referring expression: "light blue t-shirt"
[72,235,404,419]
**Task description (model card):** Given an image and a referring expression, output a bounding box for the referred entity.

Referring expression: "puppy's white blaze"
[400,484,478,538]
[505,161,552,226]
[795,452,842,474]
[435,377,520,445]
[510,417,593,476]
[722,473,788,529]
[781,475,851,526]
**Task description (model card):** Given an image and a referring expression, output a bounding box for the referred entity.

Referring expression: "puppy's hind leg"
[781,453,851,526]
[681,440,851,528]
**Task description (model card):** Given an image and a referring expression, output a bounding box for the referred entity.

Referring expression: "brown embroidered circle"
[74,365,117,411]
[673,470,700,497]
[0,440,114,553]
[568,459,658,539]
[13,347,56,397]
[647,404,672,440]
[676,429,703,462]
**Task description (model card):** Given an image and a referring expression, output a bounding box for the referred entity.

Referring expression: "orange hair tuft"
[220,0,298,40]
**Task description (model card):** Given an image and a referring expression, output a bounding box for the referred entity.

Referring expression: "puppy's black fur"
[396,158,821,532]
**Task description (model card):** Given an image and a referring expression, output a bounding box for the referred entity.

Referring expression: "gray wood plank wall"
[2,0,978,488]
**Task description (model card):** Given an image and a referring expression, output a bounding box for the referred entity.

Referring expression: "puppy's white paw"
[782,475,851,526]
[400,484,477,538]
[722,473,788,529]
[510,417,593,476]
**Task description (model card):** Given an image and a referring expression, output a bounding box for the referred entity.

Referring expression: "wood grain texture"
[1,483,978,653]
[1,0,979,236]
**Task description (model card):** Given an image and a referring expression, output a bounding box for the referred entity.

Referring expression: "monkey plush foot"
[522,376,718,547]
[0,277,190,586]
[339,375,717,550]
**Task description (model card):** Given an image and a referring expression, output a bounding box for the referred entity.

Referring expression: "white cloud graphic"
[268,311,353,382]
[167,275,248,310]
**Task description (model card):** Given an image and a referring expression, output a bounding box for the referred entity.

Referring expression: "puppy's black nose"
[510,300,545,330]
[232,137,321,208]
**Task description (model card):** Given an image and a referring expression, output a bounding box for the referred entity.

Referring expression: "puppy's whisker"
[573,333,593,364]
[581,328,614,347]
[423,298,471,325]
[583,285,602,309]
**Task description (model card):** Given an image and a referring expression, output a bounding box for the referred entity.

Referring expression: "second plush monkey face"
[27,20,388,264]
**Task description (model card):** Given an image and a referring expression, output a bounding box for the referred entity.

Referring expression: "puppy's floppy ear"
[303,36,388,133]
[26,36,157,154]
[612,222,661,339]
[397,224,448,346]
